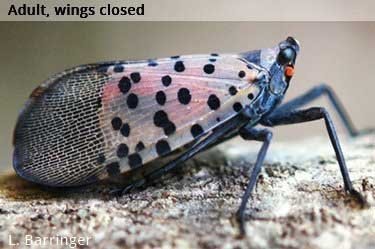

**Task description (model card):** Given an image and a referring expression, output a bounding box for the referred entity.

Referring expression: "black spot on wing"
[127,93,138,109]
[128,153,142,168]
[191,124,204,138]
[117,143,129,158]
[118,77,131,94]
[174,61,185,72]
[113,64,124,73]
[177,88,191,105]
[156,139,171,156]
[120,123,130,137]
[203,64,215,74]
[153,110,169,127]
[238,70,246,78]
[153,110,176,136]
[229,86,237,96]
[207,94,220,110]
[130,72,141,83]
[163,121,176,136]
[135,141,145,152]
[233,102,243,112]
[161,75,172,87]
[111,117,122,130]
[148,61,158,67]
[156,91,166,105]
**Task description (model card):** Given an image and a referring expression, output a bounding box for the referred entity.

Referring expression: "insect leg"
[262,107,366,206]
[235,127,273,235]
[272,84,368,136]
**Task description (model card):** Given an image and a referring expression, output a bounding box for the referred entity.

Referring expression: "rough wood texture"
[0,134,374,249]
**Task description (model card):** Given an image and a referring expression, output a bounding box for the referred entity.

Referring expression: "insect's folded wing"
[100,55,261,173]
[12,54,262,187]
[13,65,110,186]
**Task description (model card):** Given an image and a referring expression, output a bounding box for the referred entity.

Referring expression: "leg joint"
[239,127,273,142]
[264,131,273,142]
[260,115,275,127]
[316,83,332,94]
[303,107,328,119]
[316,107,329,118]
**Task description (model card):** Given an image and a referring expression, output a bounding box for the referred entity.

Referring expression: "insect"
[13,37,368,234]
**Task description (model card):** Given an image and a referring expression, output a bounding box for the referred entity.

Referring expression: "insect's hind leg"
[234,127,273,236]
[274,84,372,137]
[261,107,367,206]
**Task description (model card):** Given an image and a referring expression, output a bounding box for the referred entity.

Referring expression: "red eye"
[285,66,294,77]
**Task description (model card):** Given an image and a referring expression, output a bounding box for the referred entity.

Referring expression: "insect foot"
[232,209,247,238]
[348,188,369,208]
[109,178,147,197]
[108,185,133,197]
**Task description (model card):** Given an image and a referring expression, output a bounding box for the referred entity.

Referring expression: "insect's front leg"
[261,107,367,207]
[274,84,373,136]
[235,126,273,236]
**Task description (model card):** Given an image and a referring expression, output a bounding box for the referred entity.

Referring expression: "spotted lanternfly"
[13,37,368,234]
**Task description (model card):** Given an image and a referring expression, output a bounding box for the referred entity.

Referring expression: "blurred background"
[0,22,374,171]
